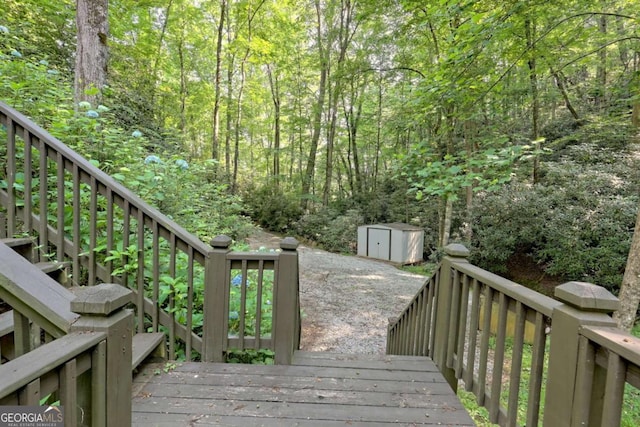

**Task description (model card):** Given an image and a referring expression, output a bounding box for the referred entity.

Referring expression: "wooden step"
[34,261,71,287]
[1,314,167,371]
[0,310,13,337]
[132,332,166,371]
[0,237,34,262]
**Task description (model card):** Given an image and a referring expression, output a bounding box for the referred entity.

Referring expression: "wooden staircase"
[0,236,165,370]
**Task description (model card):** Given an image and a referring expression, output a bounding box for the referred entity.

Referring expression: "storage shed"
[357,223,424,264]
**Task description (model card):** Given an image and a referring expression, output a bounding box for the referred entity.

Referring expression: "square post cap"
[71,283,132,316]
[554,281,619,313]
[280,237,299,251]
[210,235,232,249]
[444,243,470,258]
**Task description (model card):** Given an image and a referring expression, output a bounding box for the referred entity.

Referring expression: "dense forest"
[1,1,640,320]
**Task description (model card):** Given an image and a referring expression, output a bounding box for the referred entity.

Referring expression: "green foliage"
[243,182,302,233]
[400,139,522,202]
[228,267,274,338]
[472,156,638,290]
[294,207,363,254]
[546,117,637,162]
[225,348,275,365]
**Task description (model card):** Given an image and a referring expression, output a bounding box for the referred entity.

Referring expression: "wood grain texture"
[132,351,474,426]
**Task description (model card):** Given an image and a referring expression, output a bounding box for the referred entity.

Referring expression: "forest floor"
[245,228,426,354]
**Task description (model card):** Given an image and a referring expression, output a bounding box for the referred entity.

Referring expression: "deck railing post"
[542,281,619,427]
[70,283,133,427]
[274,237,300,365]
[433,243,470,392]
[203,235,232,362]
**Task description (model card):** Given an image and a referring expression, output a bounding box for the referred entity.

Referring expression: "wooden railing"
[0,100,300,364]
[387,243,639,427]
[0,282,135,426]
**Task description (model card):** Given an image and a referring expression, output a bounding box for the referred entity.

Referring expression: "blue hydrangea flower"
[175,159,189,170]
[266,300,271,305]
[231,275,242,287]
[132,130,143,138]
[10,49,22,58]
[86,110,99,118]
[144,155,161,165]
[229,311,239,320]
[0,26,9,34]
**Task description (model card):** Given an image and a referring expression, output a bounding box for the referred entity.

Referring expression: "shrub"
[472,160,638,291]
[294,207,363,254]
[243,182,302,233]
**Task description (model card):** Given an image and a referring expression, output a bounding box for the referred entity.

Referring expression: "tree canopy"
[2,0,640,319]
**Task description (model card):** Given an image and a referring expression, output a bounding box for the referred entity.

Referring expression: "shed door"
[367,228,391,260]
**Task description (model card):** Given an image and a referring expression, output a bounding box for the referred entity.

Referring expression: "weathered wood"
[0,242,78,337]
[0,310,14,337]
[274,237,300,364]
[70,283,133,427]
[543,282,619,427]
[0,331,105,399]
[132,352,475,426]
[132,332,166,370]
[0,237,35,261]
[34,261,70,286]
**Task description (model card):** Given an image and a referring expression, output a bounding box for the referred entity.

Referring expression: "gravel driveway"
[246,230,427,354]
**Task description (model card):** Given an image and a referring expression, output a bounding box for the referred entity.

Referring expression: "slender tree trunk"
[633,52,640,128]
[301,0,328,208]
[149,0,173,110]
[211,0,226,162]
[613,206,640,331]
[550,67,580,121]
[267,64,281,186]
[373,74,383,191]
[178,34,187,135]
[322,0,355,206]
[74,0,109,107]
[596,13,607,111]
[525,16,540,183]
[343,79,364,198]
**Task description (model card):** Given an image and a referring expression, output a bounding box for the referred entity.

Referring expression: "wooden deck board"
[132,351,474,426]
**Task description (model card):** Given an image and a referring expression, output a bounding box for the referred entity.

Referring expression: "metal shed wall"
[357,223,424,264]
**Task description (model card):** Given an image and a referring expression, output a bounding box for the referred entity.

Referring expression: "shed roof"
[362,222,423,231]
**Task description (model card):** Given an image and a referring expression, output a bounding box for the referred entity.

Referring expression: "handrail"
[0,331,106,401]
[0,241,78,338]
[206,236,301,364]
[573,325,640,426]
[0,100,301,364]
[387,244,639,427]
[0,100,212,360]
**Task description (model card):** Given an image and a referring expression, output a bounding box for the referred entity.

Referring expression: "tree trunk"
[596,13,607,111]
[74,0,109,107]
[525,16,540,184]
[440,195,453,247]
[550,67,580,121]
[211,0,226,162]
[301,0,328,208]
[613,206,640,331]
[267,64,281,186]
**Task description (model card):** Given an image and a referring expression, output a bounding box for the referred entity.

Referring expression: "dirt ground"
[245,229,426,354]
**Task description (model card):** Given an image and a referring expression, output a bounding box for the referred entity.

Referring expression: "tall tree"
[301,0,329,207]
[74,0,109,106]
[212,0,226,162]
[614,206,640,331]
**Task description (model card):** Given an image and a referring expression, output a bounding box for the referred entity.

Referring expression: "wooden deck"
[132,351,475,426]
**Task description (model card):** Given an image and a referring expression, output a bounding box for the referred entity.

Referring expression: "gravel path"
[246,230,426,354]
